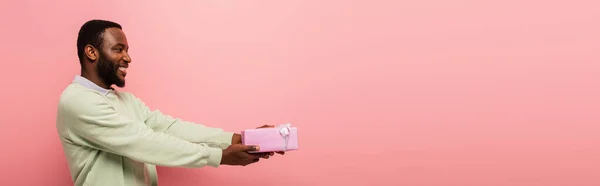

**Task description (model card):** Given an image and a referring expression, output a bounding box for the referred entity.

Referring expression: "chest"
[106,95,144,122]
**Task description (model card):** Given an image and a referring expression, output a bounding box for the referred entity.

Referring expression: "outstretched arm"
[60,92,223,168]
[128,93,234,149]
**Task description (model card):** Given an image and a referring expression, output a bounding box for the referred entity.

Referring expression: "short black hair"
[76,19,122,65]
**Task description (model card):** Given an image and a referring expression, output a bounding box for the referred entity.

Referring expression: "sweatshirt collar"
[73,75,112,96]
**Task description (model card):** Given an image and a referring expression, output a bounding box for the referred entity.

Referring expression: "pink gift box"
[241,124,298,153]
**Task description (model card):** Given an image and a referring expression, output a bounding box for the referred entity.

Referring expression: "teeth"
[119,67,127,72]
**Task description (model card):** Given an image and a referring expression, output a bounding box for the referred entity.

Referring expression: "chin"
[114,76,126,87]
[115,81,126,88]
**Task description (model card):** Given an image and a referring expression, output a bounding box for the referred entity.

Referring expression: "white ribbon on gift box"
[278,123,292,151]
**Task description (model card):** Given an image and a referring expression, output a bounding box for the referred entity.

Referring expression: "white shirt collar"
[73,75,112,96]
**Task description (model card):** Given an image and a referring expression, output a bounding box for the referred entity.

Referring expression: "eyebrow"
[112,43,128,49]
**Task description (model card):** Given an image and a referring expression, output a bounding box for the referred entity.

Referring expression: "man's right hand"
[220,144,262,166]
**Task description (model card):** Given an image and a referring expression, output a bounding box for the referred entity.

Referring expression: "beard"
[96,51,125,88]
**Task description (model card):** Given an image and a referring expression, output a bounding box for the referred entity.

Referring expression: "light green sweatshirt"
[56,76,233,186]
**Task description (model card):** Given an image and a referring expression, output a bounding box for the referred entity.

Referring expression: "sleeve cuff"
[214,132,234,146]
[207,147,223,168]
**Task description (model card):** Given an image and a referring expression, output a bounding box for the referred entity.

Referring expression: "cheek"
[100,61,117,71]
[103,52,121,64]
[106,59,120,68]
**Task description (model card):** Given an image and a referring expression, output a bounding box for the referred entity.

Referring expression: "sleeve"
[128,93,233,149]
[61,93,223,168]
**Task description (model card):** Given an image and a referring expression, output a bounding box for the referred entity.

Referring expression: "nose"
[123,52,131,63]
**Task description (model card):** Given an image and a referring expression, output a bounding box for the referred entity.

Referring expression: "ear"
[84,44,98,62]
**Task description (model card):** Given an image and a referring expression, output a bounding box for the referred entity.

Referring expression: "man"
[56,19,281,186]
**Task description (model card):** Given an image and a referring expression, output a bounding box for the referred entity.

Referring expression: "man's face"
[96,28,131,88]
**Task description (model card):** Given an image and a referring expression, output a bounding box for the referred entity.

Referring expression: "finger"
[246,158,260,166]
[248,153,263,160]
[276,151,285,155]
[240,152,261,161]
[253,152,268,159]
[243,145,260,152]
[257,125,275,129]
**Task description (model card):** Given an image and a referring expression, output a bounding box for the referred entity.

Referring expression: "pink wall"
[1,0,599,185]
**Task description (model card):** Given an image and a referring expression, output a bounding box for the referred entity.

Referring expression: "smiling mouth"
[119,67,127,75]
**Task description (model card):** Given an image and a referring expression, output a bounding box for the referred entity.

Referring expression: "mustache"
[116,64,129,68]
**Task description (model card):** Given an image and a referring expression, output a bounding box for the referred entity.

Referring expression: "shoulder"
[115,90,140,102]
[115,90,135,98]
[59,83,103,103]
[58,83,109,114]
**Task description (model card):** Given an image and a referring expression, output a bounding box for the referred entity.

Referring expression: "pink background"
[1,0,599,185]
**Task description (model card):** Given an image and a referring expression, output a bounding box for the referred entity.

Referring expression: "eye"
[114,48,123,52]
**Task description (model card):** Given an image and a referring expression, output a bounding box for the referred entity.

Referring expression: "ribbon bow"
[278,123,292,151]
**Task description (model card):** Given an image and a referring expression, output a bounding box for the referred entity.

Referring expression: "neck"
[81,69,111,89]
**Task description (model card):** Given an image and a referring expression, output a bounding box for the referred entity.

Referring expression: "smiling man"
[56,19,279,186]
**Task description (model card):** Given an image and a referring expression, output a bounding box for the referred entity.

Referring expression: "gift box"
[241,123,298,153]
